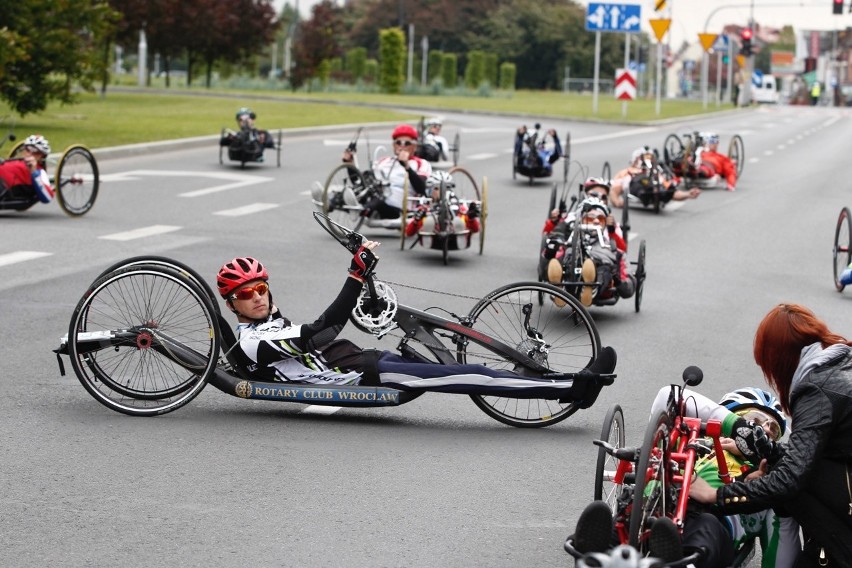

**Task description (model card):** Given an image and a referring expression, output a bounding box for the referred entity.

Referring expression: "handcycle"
[609,149,679,215]
[540,198,647,313]
[662,131,744,189]
[513,126,570,186]
[833,206,851,291]
[400,166,488,264]
[1,116,100,217]
[218,124,282,168]
[415,116,461,168]
[564,367,758,567]
[53,212,617,428]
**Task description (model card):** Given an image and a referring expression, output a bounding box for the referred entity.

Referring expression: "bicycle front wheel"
[55,145,99,216]
[629,410,674,552]
[459,282,600,428]
[322,164,367,238]
[68,265,220,416]
[594,403,625,508]
[834,207,851,291]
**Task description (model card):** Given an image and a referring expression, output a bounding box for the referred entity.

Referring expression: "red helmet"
[392,124,418,140]
[583,177,611,194]
[217,257,268,298]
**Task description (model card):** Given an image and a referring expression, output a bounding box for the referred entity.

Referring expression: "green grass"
[1,86,735,154]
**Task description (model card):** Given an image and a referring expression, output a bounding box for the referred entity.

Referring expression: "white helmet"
[427,170,454,190]
[24,134,51,156]
[580,196,610,217]
[424,117,443,128]
[719,387,787,436]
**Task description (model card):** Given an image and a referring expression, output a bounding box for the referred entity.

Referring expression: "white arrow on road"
[99,169,273,197]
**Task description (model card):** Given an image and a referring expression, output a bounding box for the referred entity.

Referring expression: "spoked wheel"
[594,403,626,509]
[663,134,683,170]
[562,130,572,184]
[478,177,488,255]
[602,161,611,182]
[447,166,481,201]
[452,131,461,166]
[219,128,226,165]
[322,163,367,239]
[55,145,99,217]
[276,130,283,167]
[8,140,25,158]
[400,182,411,251]
[728,134,745,177]
[651,188,661,214]
[629,410,674,552]
[458,281,601,428]
[621,200,631,244]
[548,183,558,216]
[67,265,220,416]
[94,255,220,312]
[634,240,647,312]
[834,207,852,291]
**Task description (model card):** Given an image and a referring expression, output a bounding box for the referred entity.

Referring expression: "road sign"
[649,18,671,42]
[698,33,718,53]
[711,35,729,51]
[615,68,637,100]
[655,0,666,10]
[586,3,642,33]
[752,68,764,87]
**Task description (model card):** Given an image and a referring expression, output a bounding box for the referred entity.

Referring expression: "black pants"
[682,512,734,568]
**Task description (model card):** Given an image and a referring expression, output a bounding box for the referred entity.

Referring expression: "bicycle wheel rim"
[628,410,673,551]
[594,404,625,507]
[68,266,220,416]
[459,282,600,428]
[56,146,99,216]
[834,207,851,291]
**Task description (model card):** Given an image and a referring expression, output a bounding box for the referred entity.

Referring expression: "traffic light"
[740,28,753,57]
[833,0,844,14]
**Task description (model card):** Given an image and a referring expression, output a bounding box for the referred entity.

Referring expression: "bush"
[485,53,498,87]
[379,28,405,93]
[500,62,516,91]
[465,50,485,89]
[428,50,443,84]
[346,47,368,80]
[441,53,457,89]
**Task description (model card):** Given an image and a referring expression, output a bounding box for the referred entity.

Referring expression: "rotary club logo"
[235,381,252,398]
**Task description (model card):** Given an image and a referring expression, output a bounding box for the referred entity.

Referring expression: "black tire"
[652,187,661,214]
[834,207,852,291]
[94,255,220,312]
[548,183,558,216]
[8,140,25,159]
[663,134,683,170]
[562,225,584,303]
[219,128,226,165]
[478,178,488,255]
[594,404,625,510]
[68,265,220,416]
[629,410,674,552]
[452,131,460,166]
[728,135,745,177]
[322,163,367,238]
[55,145,99,217]
[447,166,481,201]
[459,281,601,428]
[276,130,282,167]
[602,161,611,182]
[634,240,646,313]
[621,201,630,243]
[563,131,571,183]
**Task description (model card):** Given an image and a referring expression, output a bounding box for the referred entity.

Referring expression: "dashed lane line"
[99,225,182,241]
[302,405,343,415]
[0,251,53,267]
[214,203,280,216]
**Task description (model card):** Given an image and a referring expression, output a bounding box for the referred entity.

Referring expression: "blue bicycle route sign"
[586,3,642,33]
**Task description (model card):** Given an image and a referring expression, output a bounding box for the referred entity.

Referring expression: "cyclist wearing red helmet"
[0,134,54,204]
[217,242,590,394]
[341,124,431,221]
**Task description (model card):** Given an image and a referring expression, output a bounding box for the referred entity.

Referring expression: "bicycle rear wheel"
[322,164,367,238]
[447,166,480,201]
[834,207,851,291]
[728,135,745,177]
[55,145,99,217]
[629,410,674,552]
[458,282,600,428]
[68,265,220,416]
[594,403,625,509]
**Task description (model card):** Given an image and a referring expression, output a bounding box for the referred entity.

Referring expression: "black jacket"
[716,345,852,560]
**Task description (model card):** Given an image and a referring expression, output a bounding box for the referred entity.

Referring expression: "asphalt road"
[1,105,850,567]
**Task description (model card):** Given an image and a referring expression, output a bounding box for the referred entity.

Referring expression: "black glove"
[732,417,776,463]
[349,246,378,279]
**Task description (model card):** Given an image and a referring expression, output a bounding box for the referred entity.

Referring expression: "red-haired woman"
[690,303,852,566]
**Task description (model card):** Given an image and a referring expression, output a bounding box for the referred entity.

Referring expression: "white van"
[752,74,779,104]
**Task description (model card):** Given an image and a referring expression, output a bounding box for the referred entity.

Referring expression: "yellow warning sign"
[655,0,666,10]
[736,54,746,68]
[649,19,671,42]
[698,33,718,53]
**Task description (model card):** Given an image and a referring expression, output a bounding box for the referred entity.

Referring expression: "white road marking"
[302,405,342,415]
[763,150,774,156]
[572,127,659,144]
[99,169,273,197]
[99,225,182,241]
[214,203,280,216]
[466,153,499,161]
[0,251,53,267]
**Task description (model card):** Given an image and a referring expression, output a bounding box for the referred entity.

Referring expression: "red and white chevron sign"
[614,68,637,100]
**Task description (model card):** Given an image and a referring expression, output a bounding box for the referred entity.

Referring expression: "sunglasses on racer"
[229,281,269,301]
[394,139,416,147]
[742,409,783,441]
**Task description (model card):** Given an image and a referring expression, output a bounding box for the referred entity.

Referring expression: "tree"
[465,50,485,88]
[293,0,345,88]
[0,0,118,116]
[379,28,405,93]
